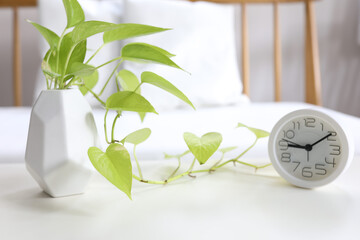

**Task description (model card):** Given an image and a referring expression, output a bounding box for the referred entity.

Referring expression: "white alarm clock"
[268,109,354,188]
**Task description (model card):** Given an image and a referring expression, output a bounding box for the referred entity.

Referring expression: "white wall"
[0,0,359,117]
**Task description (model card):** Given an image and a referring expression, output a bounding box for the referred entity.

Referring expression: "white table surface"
[1,157,360,240]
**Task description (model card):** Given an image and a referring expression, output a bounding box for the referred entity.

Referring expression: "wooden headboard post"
[0,0,37,106]
[13,6,22,106]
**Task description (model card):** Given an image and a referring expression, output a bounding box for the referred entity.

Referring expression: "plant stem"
[86,43,106,64]
[85,86,106,106]
[56,29,66,88]
[96,57,123,70]
[115,72,120,92]
[234,138,258,160]
[133,145,144,179]
[167,157,181,179]
[64,76,78,89]
[132,174,165,184]
[104,109,110,144]
[61,44,77,88]
[44,50,52,89]
[166,157,196,183]
[209,152,224,171]
[98,59,123,97]
[111,113,120,143]
[133,82,143,93]
[132,159,271,185]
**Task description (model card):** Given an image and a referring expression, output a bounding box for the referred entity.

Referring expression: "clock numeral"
[292,121,300,130]
[292,161,301,172]
[325,157,336,168]
[278,140,288,151]
[330,145,341,156]
[320,123,324,131]
[327,131,337,141]
[315,164,327,175]
[281,152,291,162]
[282,130,295,139]
[302,167,313,178]
[304,118,316,128]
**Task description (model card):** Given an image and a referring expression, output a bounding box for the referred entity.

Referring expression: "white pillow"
[34,0,124,107]
[123,0,247,110]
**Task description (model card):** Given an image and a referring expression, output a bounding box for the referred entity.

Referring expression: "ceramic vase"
[25,89,99,197]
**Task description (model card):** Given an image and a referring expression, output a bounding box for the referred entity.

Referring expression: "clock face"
[269,109,353,188]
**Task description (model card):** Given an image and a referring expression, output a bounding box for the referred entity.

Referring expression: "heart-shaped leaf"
[121,43,181,70]
[106,91,157,114]
[88,144,132,199]
[79,68,98,95]
[141,71,195,109]
[63,0,85,28]
[183,132,222,165]
[68,62,95,77]
[103,23,171,44]
[121,128,151,145]
[72,20,117,44]
[27,20,59,49]
[237,123,269,139]
[117,70,141,94]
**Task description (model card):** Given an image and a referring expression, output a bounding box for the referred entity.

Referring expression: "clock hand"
[281,138,304,147]
[287,144,306,149]
[283,139,312,152]
[307,151,309,162]
[311,133,332,147]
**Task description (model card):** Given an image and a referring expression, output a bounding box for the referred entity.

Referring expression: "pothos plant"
[30,0,271,199]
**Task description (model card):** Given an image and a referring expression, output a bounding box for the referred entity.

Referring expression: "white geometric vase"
[25,89,99,197]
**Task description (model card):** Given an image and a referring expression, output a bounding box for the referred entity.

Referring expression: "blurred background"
[0,0,359,116]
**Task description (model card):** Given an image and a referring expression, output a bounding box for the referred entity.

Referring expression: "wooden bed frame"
[1,0,321,106]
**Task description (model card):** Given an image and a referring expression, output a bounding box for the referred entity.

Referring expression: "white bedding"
[1,103,360,163]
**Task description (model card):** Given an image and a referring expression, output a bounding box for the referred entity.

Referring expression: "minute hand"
[311,133,332,147]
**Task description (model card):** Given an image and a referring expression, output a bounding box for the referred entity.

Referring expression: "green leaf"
[218,146,238,154]
[141,71,195,109]
[237,123,270,139]
[117,70,141,94]
[106,91,157,114]
[164,150,190,159]
[183,132,222,165]
[27,20,59,49]
[122,43,182,70]
[63,0,85,28]
[68,62,95,77]
[88,144,132,199]
[72,21,117,44]
[42,49,59,78]
[138,112,147,122]
[116,70,147,122]
[121,128,151,145]
[79,69,99,95]
[58,32,86,75]
[103,23,171,44]
[42,61,61,78]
